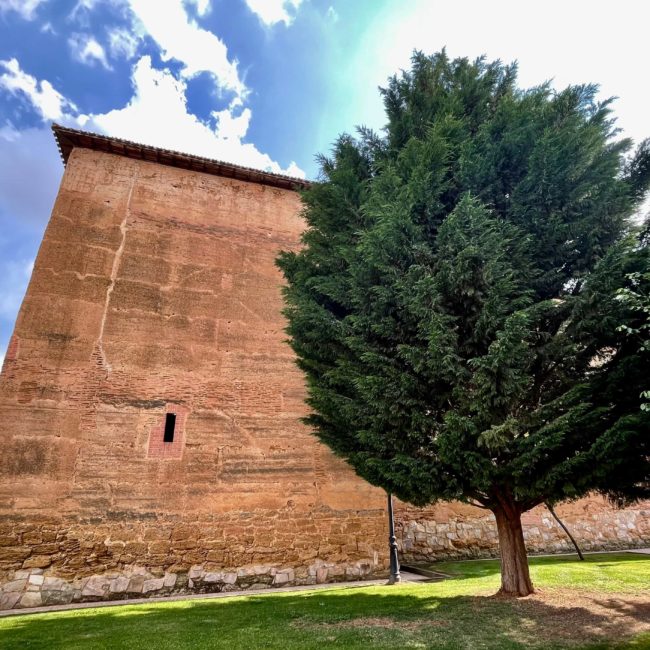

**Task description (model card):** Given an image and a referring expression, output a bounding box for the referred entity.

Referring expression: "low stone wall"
[395,496,650,562]
[0,559,380,610]
[0,509,387,610]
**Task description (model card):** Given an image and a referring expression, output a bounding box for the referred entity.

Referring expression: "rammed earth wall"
[0,144,387,610]
[1,133,648,611]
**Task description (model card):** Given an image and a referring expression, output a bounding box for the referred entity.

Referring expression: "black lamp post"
[387,492,401,584]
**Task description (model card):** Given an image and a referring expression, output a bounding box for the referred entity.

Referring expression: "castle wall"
[0,145,647,611]
[396,496,650,562]
[0,148,387,609]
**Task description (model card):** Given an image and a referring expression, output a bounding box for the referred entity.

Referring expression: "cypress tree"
[277,51,650,596]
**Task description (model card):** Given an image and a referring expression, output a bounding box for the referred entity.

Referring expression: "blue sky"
[0,0,649,365]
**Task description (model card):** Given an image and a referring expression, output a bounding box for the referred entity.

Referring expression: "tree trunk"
[493,503,534,597]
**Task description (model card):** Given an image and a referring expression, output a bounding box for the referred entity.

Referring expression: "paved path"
[0,571,429,619]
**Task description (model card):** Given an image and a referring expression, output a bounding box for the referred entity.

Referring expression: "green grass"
[430,552,650,592]
[0,553,648,649]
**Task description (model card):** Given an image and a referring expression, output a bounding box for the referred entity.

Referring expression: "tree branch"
[545,501,585,560]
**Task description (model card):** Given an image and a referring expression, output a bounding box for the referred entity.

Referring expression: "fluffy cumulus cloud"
[79,56,303,176]
[0,0,47,20]
[245,0,302,27]
[127,0,245,97]
[68,33,112,69]
[0,58,77,120]
[0,0,304,176]
[68,0,105,25]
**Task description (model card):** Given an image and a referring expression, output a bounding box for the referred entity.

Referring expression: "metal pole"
[387,492,401,584]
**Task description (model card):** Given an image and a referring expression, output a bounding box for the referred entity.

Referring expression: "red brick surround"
[147,404,189,459]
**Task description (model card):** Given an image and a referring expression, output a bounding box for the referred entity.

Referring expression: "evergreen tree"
[277,51,650,596]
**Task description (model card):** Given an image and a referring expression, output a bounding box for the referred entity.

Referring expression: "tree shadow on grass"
[1,585,649,650]
[593,599,650,625]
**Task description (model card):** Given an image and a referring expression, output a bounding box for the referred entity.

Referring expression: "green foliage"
[615,251,650,411]
[277,51,650,513]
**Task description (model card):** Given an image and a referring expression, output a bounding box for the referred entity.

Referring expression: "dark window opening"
[164,413,176,443]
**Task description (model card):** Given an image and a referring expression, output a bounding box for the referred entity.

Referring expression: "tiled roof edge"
[51,123,312,192]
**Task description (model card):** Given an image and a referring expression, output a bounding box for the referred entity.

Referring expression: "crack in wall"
[96,173,138,372]
[41,268,105,281]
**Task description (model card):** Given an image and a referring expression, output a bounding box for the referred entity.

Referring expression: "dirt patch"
[335,616,449,630]
[501,588,650,645]
[292,616,449,631]
[292,589,649,646]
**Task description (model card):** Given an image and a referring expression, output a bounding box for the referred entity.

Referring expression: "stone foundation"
[0,509,386,610]
[395,496,650,562]
[0,559,380,611]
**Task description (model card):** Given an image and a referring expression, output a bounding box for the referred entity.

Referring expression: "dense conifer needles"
[277,52,650,593]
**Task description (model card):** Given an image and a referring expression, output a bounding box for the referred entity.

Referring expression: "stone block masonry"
[1,128,648,610]
[0,511,384,609]
[395,497,650,562]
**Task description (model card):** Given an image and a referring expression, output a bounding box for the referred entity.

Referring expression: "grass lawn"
[0,553,648,649]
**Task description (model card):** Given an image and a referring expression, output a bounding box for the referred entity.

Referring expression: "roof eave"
[51,123,312,192]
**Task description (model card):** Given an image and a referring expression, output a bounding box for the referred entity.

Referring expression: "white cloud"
[212,101,251,141]
[1,50,303,180]
[1,0,304,190]
[108,27,139,59]
[127,0,245,97]
[0,0,47,20]
[346,0,650,152]
[0,58,77,120]
[69,33,112,70]
[185,0,210,17]
[79,56,304,176]
[285,160,304,178]
[245,0,302,27]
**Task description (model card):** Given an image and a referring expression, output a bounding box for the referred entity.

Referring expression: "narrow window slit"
[164,413,176,443]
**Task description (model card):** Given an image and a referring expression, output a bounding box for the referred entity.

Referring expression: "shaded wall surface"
[396,497,650,562]
[0,148,387,610]
[1,147,648,611]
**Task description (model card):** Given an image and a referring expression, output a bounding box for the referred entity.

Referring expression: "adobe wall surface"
[396,496,650,562]
[0,148,387,609]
